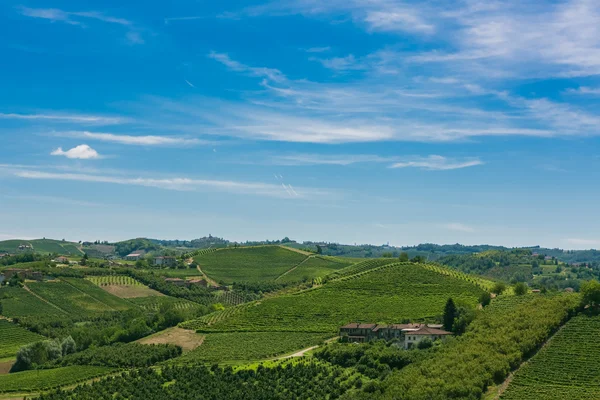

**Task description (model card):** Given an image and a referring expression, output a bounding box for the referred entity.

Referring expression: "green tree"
[316,245,323,255]
[443,298,457,331]
[514,282,528,296]
[398,252,409,262]
[479,292,492,307]
[492,281,507,295]
[581,279,600,307]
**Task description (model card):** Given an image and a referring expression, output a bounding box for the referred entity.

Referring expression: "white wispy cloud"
[6,167,330,199]
[17,6,144,45]
[314,55,366,71]
[239,0,435,35]
[304,46,331,53]
[56,131,205,146]
[565,86,600,95]
[442,223,476,233]
[184,79,196,88]
[208,52,286,82]
[0,112,124,124]
[51,144,102,159]
[269,153,394,166]
[389,155,483,170]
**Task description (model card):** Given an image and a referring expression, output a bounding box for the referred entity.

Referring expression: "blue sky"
[1,0,600,249]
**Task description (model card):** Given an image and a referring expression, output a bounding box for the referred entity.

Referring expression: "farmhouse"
[55,256,69,263]
[18,244,33,251]
[4,268,43,281]
[153,256,177,267]
[339,322,452,349]
[125,253,144,261]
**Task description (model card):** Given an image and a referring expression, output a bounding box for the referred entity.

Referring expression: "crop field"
[501,314,600,400]
[27,280,115,316]
[0,286,66,318]
[182,262,484,333]
[86,275,163,298]
[0,366,113,393]
[277,256,351,283]
[194,246,308,283]
[180,332,332,363]
[128,296,202,311]
[62,278,134,310]
[0,320,45,358]
[214,290,247,306]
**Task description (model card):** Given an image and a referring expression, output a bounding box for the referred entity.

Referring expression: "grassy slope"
[0,239,82,255]
[183,262,485,334]
[0,321,45,358]
[501,313,600,399]
[61,278,134,310]
[194,246,307,283]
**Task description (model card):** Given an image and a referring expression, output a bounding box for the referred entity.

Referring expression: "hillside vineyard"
[0,242,597,399]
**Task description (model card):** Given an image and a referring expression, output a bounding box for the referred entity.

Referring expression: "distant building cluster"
[339,322,452,349]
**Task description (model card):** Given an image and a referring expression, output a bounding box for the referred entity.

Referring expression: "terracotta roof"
[404,325,452,335]
[340,323,377,329]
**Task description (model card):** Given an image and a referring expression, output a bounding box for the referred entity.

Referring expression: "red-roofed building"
[339,322,452,347]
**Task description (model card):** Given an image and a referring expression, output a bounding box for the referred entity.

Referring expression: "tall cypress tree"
[443,298,457,332]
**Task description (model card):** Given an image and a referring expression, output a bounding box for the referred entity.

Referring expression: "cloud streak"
[0,112,124,125]
[1,165,331,199]
[208,52,286,82]
[389,155,483,170]
[56,131,206,146]
[17,6,144,45]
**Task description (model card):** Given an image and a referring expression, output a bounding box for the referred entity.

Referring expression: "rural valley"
[0,237,599,399]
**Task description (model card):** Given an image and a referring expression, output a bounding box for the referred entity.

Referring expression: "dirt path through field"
[275,256,313,281]
[279,246,313,256]
[196,265,219,287]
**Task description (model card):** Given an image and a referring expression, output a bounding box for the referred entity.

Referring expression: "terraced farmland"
[27,280,114,316]
[180,332,332,363]
[501,314,600,400]
[0,366,113,393]
[325,258,399,281]
[182,262,485,333]
[0,239,82,255]
[0,320,45,358]
[86,276,162,298]
[194,246,308,283]
[0,286,66,318]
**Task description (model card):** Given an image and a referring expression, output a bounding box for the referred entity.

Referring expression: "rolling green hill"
[0,239,82,255]
[194,246,309,283]
[183,261,486,333]
[0,320,46,358]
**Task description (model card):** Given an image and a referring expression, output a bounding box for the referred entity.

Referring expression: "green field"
[0,366,113,393]
[0,286,66,318]
[0,239,82,255]
[182,262,485,333]
[180,332,332,363]
[277,256,351,283]
[0,320,45,358]
[194,246,308,283]
[27,280,115,316]
[501,314,600,399]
